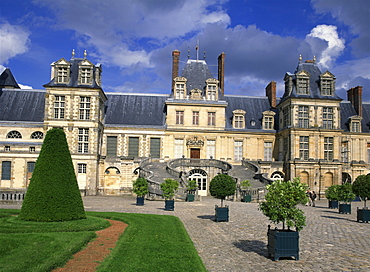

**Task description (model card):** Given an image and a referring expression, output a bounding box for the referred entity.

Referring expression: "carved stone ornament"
[186,136,204,146]
[190,88,202,100]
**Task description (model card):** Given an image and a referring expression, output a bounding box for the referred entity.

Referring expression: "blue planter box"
[215,205,229,222]
[357,208,370,223]
[328,200,339,209]
[267,226,299,261]
[136,196,144,206]
[339,203,351,214]
[186,194,195,202]
[164,200,175,211]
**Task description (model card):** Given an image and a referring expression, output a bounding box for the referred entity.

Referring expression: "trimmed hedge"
[19,128,86,222]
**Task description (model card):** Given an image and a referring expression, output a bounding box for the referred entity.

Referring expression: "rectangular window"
[106,136,117,156]
[234,141,243,161]
[351,121,360,132]
[29,147,35,153]
[342,141,349,163]
[206,140,215,159]
[299,136,309,160]
[234,115,244,128]
[323,107,333,129]
[1,161,11,180]
[192,111,199,125]
[128,137,139,157]
[80,68,91,84]
[78,163,87,174]
[324,137,334,161]
[27,162,35,173]
[4,146,10,152]
[297,78,309,94]
[207,85,216,100]
[150,138,161,158]
[54,96,65,119]
[174,139,184,158]
[176,111,184,125]
[264,116,273,130]
[264,142,273,161]
[57,67,69,83]
[208,112,215,126]
[79,96,91,120]
[298,106,309,128]
[321,79,333,96]
[175,84,185,99]
[283,108,290,128]
[78,128,89,153]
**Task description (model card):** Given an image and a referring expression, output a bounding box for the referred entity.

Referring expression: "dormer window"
[78,60,94,85]
[320,71,335,96]
[53,58,70,84]
[206,78,219,101]
[296,70,310,95]
[349,116,362,132]
[173,77,187,99]
[232,109,246,129]
[262,111,276,130]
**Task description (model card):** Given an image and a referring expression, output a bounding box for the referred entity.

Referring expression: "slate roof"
[340,101,370,133]
[280,61,342,103]
[0,89,45,122]
[104,93,168,127]
[224,95,277,131]
[44,58,102,89]
[0,68,20,89]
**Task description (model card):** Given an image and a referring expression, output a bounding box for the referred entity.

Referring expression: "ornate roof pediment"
[263,110,276,116]
[190,88,202,100]
[206,78,219,84]
[232,109,246,115]
[79,59,94,67]
[296,70,310,77]
[320,71,335,78]
[174,76,187,82]
[54,58,69,66]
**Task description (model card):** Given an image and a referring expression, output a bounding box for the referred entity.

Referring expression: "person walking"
[310,191,317,207]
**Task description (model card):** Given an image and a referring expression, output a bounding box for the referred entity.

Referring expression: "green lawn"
[0,209,206,272]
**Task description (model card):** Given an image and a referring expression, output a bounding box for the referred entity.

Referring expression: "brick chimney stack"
[265,81,277,108]
[218,52,225,96]
[347,86,363,116]
[172,50,180,91]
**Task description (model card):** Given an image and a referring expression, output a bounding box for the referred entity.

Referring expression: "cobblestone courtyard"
[2,196,369,271]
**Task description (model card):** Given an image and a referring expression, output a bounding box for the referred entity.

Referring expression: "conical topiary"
[19,128,86,221]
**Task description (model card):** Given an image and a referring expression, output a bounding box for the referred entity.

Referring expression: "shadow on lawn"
[233,240,268,258]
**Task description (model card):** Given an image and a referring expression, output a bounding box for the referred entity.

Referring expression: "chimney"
[172,50,180,91]
[265,81,277,108]
[218,52,225,95]
[347,86,363,116]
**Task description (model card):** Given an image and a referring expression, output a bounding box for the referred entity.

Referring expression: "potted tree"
[325,184,340,209]
[337,182,356,214]
[186,179,198,202]
[259,178,308,261]
[209,174,236,222]
[160,178,179,211]
[132,177,149,206]
[240,180,252,202]
[352,175,370,223]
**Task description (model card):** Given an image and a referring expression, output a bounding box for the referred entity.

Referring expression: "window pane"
[150,138,161,158]
[1,161,11,180]
[107,136,117,156]
[128,137,139,157]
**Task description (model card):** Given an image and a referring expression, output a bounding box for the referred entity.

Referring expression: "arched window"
[342,172,352,184]
[271,171,284,181]
[105,167,120,175]
[300,171,309,185]
[189,169,208,196]
[31,131,44,139]
[7,131,22,139]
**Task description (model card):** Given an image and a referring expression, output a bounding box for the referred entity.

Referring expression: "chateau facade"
[1,50,369,198]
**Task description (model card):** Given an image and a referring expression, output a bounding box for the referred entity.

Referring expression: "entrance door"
[190,148,200,159]
[189,169,208,196]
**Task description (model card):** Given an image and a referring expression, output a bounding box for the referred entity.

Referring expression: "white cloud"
[0,23,30,64]
[306,25,345,68]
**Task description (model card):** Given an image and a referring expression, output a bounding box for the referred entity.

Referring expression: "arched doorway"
[188,169,207,196]
[300,171,309,186]
[342,172,352,184]
[103,167,121,192]
[324,172,333,188]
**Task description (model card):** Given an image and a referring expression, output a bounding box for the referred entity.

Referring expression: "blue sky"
[1,0,369,100]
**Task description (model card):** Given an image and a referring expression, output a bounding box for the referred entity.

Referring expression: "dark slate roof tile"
[0,68,20,89]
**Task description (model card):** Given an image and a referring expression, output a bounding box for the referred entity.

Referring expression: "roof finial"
[203,49,206,60]
[84,50,87,59]
[313,55,316,63]
[187,47,190,59]
[299,54,302,63]
[72,49,75,59]
[196,40,199,61]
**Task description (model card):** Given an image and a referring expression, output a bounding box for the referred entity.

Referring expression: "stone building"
[1,50,369,199]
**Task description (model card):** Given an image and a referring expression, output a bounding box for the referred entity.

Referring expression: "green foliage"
[325,184,341,201]
[352,175,370,208]
[240,180,251,190]
[19,128,86,222]
[186,180,198,192]
[160,179,179,200]
[132,177,149,197]
[259,178,308,231]
[209,174,236,207]
[337,182,356,203]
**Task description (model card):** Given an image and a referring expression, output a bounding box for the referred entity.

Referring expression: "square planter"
[136,196,145,206]
[242,195,252,202]
[328,200,339,209]
[186,194,195,202]
[267,226,299,261]
[215,205,229,222]
[339,203,351,214]
[357,208,370,223]
[164,199,175,211]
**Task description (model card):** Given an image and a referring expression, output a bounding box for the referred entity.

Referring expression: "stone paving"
[2,196,370,271]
